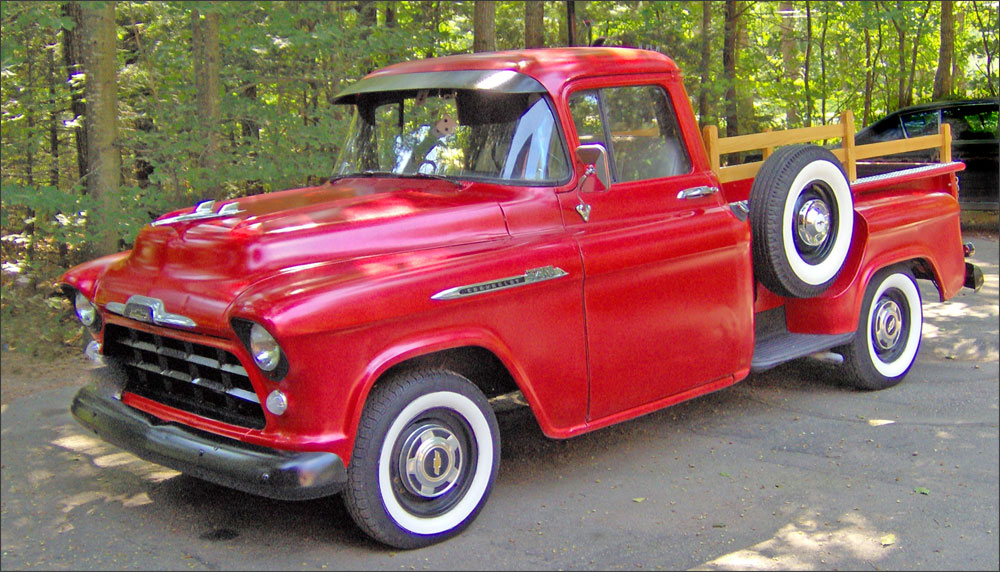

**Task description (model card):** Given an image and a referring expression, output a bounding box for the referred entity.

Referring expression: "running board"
[751,332,855,372]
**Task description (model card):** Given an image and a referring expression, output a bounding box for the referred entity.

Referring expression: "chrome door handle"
[677,185,719,199]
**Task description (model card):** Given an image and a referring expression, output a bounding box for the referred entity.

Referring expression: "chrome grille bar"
[124,358,260,404]
[104,324,265,429]
[115,336,249,377]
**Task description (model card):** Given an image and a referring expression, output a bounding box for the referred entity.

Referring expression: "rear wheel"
[837,266,923,390]
[344,369,500,549]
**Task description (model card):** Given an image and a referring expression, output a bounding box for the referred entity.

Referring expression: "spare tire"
[749,144,854,298]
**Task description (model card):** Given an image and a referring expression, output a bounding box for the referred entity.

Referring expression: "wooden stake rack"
[702,110,953,184]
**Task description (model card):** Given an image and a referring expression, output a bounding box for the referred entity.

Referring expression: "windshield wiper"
[329,171,464,189]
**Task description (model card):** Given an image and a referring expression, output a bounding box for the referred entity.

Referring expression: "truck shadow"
[43,340,957,554]
[111,360,844,551]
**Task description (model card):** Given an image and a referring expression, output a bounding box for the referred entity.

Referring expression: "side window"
[943,105,1000,141]
[902,110,939,138]
[863,117,904,143]
[568,91,605,147]
[604,85,691,182]
[569,85,691,183]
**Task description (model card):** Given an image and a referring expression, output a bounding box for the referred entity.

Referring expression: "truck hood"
[92,178,511,333]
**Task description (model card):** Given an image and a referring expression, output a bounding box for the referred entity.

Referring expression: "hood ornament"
[151,200,244,226]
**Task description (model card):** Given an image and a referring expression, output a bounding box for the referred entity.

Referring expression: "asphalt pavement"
[2,239,997,571]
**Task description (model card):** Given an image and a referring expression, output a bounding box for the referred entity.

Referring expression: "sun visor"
[333,70,546,104]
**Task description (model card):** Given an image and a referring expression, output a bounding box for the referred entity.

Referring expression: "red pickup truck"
[63,48,984,549]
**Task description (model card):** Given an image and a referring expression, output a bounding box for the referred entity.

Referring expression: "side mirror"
[575,144,611,191]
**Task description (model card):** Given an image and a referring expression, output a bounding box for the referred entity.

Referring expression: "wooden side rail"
[702,110,952,184]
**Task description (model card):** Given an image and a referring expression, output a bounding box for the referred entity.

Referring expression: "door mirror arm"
[573,144,612,222]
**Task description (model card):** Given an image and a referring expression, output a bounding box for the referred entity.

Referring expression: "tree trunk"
[723,0,739,136]
[698,0,712,128]
[862,10,884,128]
[820,4,829,123]
[567,0,577,46]
[25,25,36,187]
[779,1,799,127]
[48,43,60,188]
[124,23,154,190]
[80,0,120,255]
[474,1,496,52]
[62,2,87,184]
[242,84,260,140]
[891,0,907,109]
[424,1,441,58]
[804,0,812,126]
[904,1,933,107]
[951,6,965,94]
[933,0,954,98]
[385,2,397,28]
[525,0,545,48]
[192,8,221,199]
[356,0,377,73]
[357,0,376,37]
[970,1,997,97]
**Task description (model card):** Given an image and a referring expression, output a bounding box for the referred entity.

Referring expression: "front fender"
[228,234,589,453]
[59,251,131,300]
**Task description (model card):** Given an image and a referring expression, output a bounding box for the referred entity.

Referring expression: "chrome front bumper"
[70,368,347,501]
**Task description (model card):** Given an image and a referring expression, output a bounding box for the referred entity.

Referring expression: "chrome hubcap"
[873,298,903,351]
[796,198,831,247]
[398,423,462,498]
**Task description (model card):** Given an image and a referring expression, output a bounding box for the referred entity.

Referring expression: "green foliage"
[0,276,81,358]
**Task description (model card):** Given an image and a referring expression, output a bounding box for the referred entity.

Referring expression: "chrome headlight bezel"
[73,291,101,330]
[249,323,281,372]
[232,319,289,381]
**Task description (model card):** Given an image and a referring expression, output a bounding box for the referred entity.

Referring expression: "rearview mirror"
[575,144,611,191]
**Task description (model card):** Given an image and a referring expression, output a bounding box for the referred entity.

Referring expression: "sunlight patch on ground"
[919,269,999,362]
[53,427,182,483]
[692,512,892,571]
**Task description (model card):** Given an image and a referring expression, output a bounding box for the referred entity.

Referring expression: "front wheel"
[837,266,923,390]
[344,369,500,549]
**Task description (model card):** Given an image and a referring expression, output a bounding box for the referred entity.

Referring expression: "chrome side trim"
[853,161,963,185]
[151,200,244,226]
[106,295,197,328]
[431,266,569,301]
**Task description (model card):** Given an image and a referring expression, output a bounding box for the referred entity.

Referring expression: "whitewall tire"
[750,144,854,298]
[837,266,923,390]
[344,369,500,549]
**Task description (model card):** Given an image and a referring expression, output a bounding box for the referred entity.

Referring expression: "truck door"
[559,81,753,422]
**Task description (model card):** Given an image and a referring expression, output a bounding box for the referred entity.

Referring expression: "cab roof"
[336,47,681,101]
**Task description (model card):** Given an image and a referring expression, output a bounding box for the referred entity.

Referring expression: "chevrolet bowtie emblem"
[433,450,442,477]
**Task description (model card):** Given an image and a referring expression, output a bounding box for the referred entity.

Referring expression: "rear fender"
[784,192,964,334]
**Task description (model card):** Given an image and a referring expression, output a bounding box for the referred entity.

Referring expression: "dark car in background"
[855,98,999,210]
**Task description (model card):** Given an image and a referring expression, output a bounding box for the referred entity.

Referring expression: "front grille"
[104,323,266,429]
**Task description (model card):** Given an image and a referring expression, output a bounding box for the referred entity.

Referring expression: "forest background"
[1,0,998,358]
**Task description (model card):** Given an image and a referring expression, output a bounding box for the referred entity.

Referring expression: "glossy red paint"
[785,181,965,334]
[61,48,971,490]
[363,47,682,97]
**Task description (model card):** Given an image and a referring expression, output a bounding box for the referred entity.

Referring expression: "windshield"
[335,89,570,185]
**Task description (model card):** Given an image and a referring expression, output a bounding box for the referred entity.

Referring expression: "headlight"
[74,292,97,327]
[249,323,281,372]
